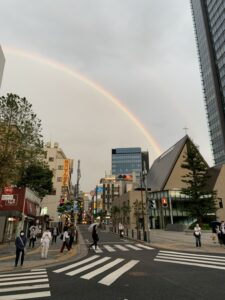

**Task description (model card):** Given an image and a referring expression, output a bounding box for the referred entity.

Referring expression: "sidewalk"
[148,230,225,254]
[0,236,78,273]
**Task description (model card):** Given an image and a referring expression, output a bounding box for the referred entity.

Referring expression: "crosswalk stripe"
[135,244,154,250]
[0,272,47,278]
[93,246,103,253]
[154,258,225,270]
[160,250,225,260]
[103,245,116,252]
[158,253,225,263]
[98,260,139,286]
[30,269,46,271]
[53,255,99,273]
[114,245,129,251]
[125,244,142,250]
[156,255,225,266]
[81,258,125,280]
[66,257,111,276]
[0,275,48,282]
[0,284,50,293]
[0,278,49,287]
[0,291,51,300]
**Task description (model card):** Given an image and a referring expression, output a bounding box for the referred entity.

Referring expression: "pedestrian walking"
[52,226,58,244]
[15,230,27,267]
[216,225,223,246]
[68,226,75,249]
[89,224,99,250]
[193,223,202,247]
[119,222,124,237]
[41,228,52,259]
[60,227,70,253]
[29,226,37,248]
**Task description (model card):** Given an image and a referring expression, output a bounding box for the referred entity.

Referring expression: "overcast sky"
[0,0,212,191]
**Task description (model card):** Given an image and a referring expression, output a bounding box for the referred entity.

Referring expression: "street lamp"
[142,165,150,243]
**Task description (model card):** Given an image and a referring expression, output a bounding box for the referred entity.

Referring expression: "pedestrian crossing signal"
[162,197,168,207]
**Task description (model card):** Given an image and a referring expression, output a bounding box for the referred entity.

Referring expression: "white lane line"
[30,269,46,271]
[114,245,129,251]
[0,272,47,278]
[160,250,225,260]
[158,253,225,263]
[125,244,142,251]
[0,291,51,300]
[66,257,111,276]
[154,258,225,270]
[103,245,116,252]
[93,246,103,253]
[53,255,99,273]
[0,275,48,282]
[0,278,49,287]
[135,244,154,250]
[155,255,225,266]
[99,260,139,286]
[0,284,50,293]
[81,258,124,280]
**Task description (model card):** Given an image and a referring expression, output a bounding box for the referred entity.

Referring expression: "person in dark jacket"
[89,225,99,250]
[15,230,27,267]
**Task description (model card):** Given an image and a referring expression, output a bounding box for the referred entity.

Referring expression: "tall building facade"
[41,142,73,222]
[0,46,5,88]
[191,0,225,165]
[111,147,149,184]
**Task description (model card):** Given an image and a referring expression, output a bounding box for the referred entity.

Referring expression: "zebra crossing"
[90,243,154,253]
[53,255,139,286]
[154,250,225,271]
[0,268,51,299]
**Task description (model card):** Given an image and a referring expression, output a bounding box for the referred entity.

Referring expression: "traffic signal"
[162,197,168,207]
[150,200,156,209]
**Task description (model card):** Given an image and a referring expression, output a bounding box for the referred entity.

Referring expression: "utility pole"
[143,161,150,243]
[73,160,81,226]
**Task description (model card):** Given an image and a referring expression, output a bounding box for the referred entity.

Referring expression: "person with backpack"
[89,225,99,250]
[193,223,202,247]
[15,230,27,267]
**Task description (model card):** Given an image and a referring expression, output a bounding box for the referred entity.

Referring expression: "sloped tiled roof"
[147,135,206,192]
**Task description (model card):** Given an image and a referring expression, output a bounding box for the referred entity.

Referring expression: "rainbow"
[3,46,162,157]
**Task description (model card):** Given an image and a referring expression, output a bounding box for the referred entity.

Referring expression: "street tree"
[181,139,217,224]
[0,93,43,188]
[17,162,53,198]
[111,205,120,227]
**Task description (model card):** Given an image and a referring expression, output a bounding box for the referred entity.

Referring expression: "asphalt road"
[1,225,225,300]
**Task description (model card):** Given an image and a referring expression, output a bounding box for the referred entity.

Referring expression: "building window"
[58,165,63,170]
[49,157,54,162]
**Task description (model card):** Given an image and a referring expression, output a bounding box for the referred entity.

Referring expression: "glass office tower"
[190,0,225,165]
[111,147,149,184]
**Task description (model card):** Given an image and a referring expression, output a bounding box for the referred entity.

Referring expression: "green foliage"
[17,162,53,198]
[181,140,217,223]
[0,94,43,188]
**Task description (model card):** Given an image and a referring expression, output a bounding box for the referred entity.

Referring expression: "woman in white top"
[193,224,201,247]
[41,228,52,259]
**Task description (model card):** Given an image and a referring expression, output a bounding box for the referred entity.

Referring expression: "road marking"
[81,258,124,280]
[125,244,142,250]
[0,278,49,287]
[0,271,47,278]
[66,257,111,276]
[156,255,225,266]
[0,274,48,282]
[135,244,154,250]
[93,246,103,253]
[103,245,116,252]
[155,258,225,270]
[98,260,139,286]
[0,284,50,293]
[53,255,99,273]
[0,291,51,300]
[158,253,225,263]
[114,245,129,251]
[160,250,225,260]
